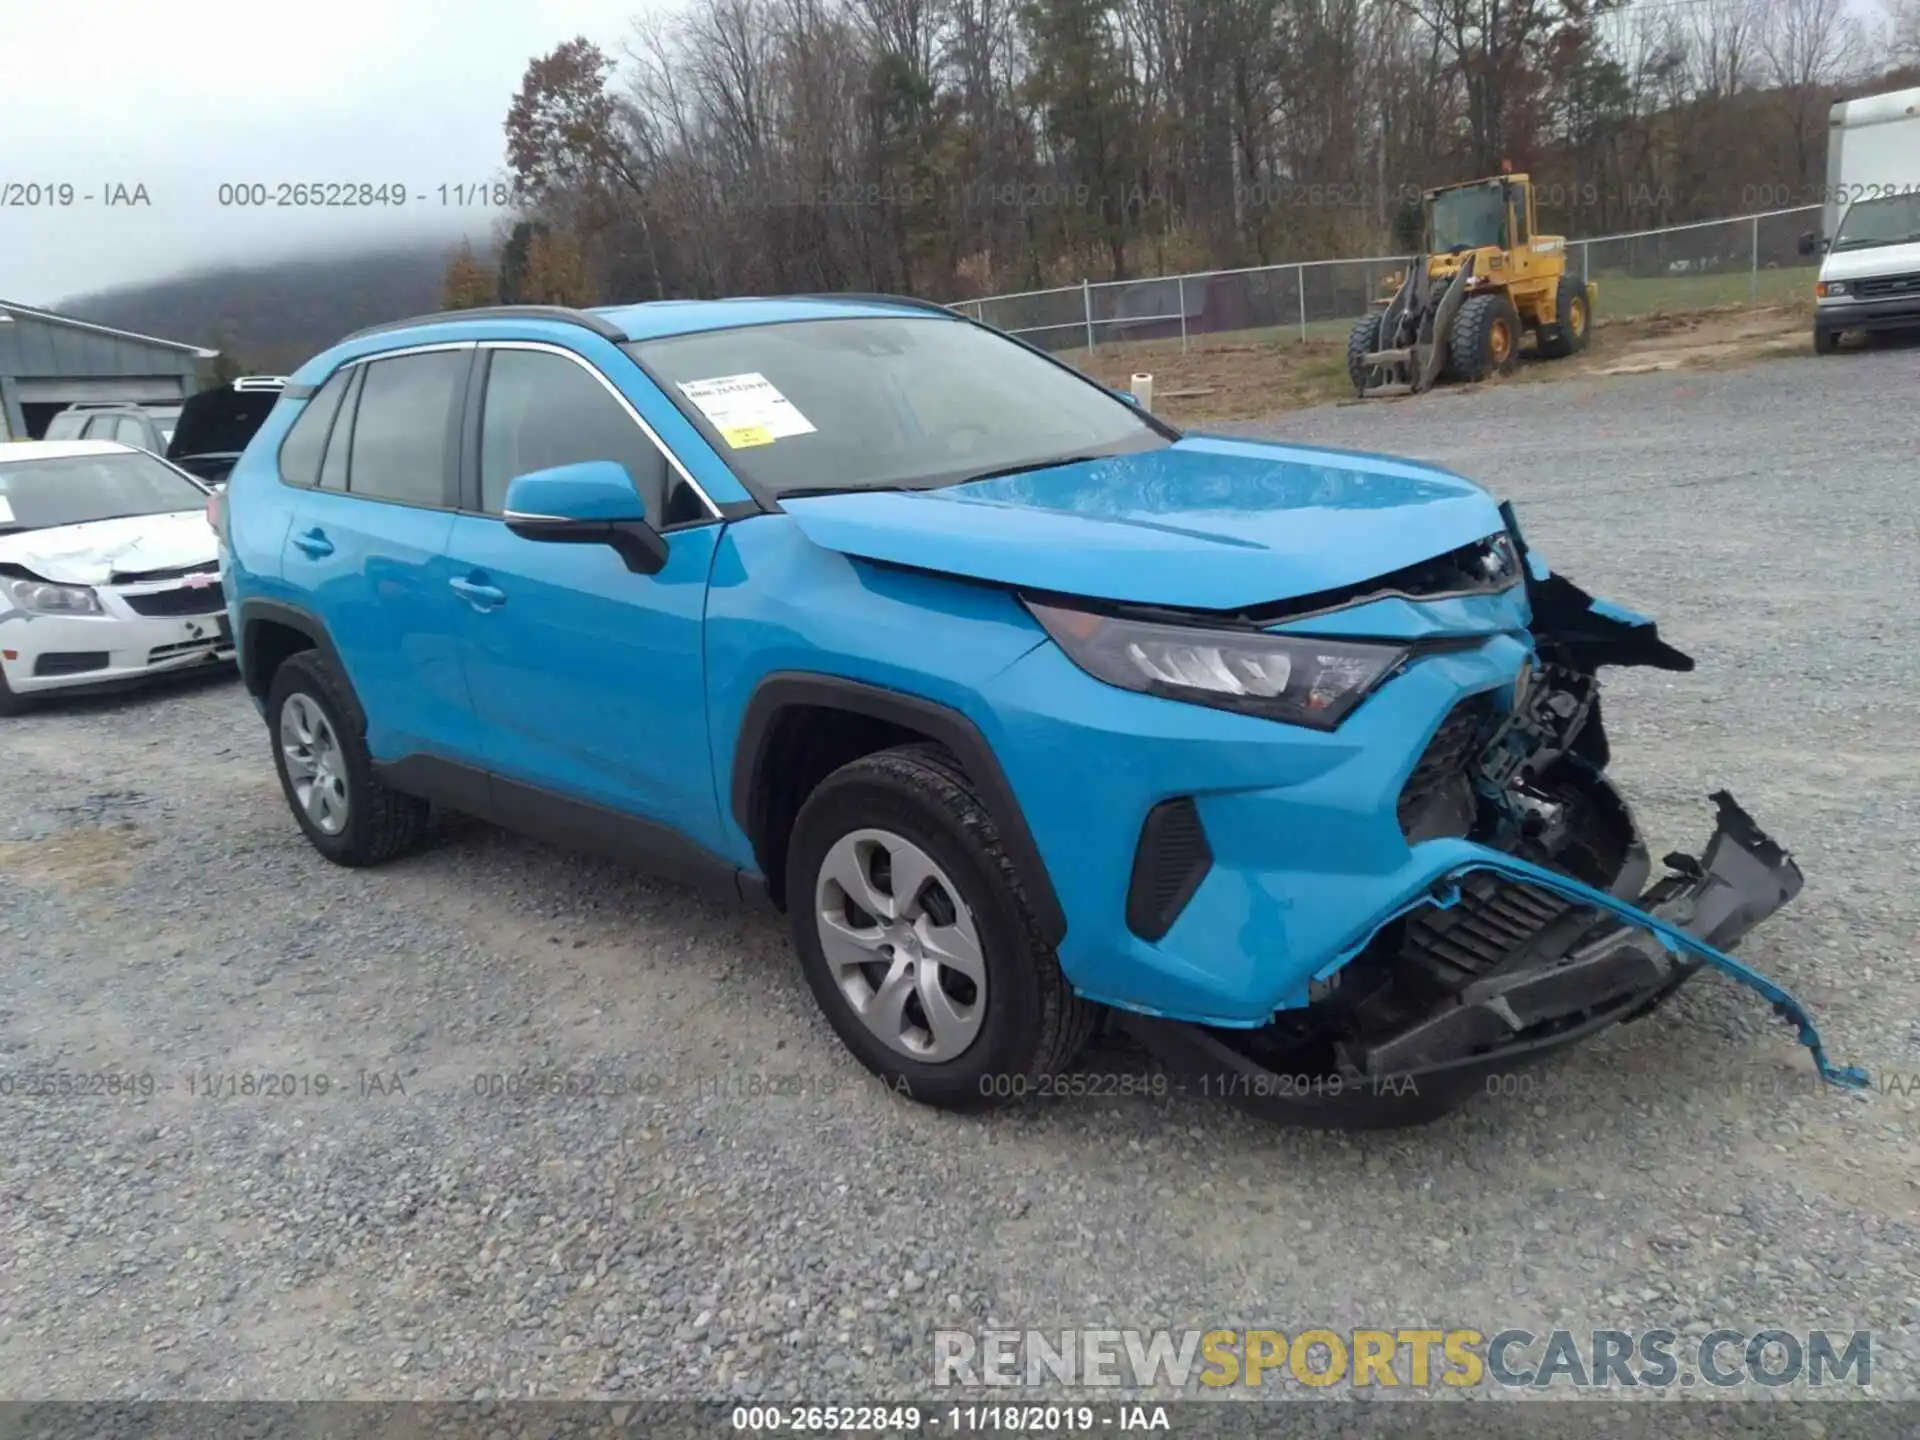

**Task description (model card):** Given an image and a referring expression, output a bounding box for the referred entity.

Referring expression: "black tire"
[1813,326,1839,355]
[0,666,24,717]
[1346,311,1385,394]
[1446,293,1522,382]
[1536,275,1591,359]
[785,742,1098,1111]
[266,649,431,867]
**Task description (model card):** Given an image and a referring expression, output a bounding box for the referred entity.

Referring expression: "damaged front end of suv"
[1111,505,1867,1125]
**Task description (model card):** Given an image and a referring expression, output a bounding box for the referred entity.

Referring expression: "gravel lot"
[2,346,1916,1413]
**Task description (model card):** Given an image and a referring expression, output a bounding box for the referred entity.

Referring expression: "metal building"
[0,300,215,441]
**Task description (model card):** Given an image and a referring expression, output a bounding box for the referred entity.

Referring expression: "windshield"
[627,316,1167,498]
[1429,183,1508,252]
[0,450,207,532]
[1832,193,1920,251]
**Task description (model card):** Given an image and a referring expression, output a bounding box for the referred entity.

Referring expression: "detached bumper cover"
[1129,792,1868,1125]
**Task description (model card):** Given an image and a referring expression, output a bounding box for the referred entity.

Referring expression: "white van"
[1802,86,1920,354]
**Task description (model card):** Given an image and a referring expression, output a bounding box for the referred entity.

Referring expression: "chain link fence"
[954,205,1823,354]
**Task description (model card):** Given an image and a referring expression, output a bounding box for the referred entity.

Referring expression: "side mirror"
[1797,231,1822,257]
[502,460,669,576]
[1113,387,1144,408]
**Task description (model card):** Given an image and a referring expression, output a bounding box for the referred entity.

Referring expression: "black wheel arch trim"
[732,672,1068,945]
[237,598,364,733]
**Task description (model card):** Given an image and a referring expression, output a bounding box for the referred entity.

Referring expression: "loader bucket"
[1356,254,1476,399]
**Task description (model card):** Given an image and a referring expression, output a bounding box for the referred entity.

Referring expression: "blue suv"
[215,297,1864,1122]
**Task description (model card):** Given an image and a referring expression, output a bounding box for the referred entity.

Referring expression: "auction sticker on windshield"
[678,373,817,450]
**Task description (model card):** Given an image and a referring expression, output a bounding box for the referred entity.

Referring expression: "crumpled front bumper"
[1125,792,1868,1127]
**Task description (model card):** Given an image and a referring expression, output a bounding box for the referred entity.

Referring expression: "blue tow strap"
[1437,845,1871,1092]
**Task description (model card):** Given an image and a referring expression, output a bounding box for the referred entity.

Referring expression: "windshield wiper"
[956,453,1113,486]
[776,483,913,501]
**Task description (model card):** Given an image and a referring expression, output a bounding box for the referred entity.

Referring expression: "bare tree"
[1886,0,1920,63]
[1687,0,1761,97]
[494,0,1911,306]
[1760,0,1867,182]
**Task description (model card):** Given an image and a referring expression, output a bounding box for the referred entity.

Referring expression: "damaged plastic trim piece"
[1411,801,1868,1092]
[1126,791,1866,1128]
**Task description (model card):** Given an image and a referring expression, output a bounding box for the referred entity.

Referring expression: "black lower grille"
[1854,271,1920,299]
[34,651,110,677]
[1126,798,1213,941]
[1397,695,1495,835]
[1401,871,1573,988]
[124,581,224,617]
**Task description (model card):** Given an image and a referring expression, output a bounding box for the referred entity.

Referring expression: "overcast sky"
[0,0,664,307]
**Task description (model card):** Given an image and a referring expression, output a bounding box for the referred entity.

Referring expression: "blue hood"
[778,435,1506,611]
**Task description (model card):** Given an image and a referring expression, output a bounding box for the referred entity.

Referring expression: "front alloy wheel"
[814,827,987,1062]
[279,692,349,835]
[784,742,1098,1109]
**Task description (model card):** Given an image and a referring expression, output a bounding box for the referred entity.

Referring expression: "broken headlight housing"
[4,577,104,615]
[1026,599,1408,731]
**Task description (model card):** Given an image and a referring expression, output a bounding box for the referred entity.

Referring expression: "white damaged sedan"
[0,440,233,714]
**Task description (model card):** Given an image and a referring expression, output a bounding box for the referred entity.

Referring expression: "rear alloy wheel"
[280,693,350,836]
[266,650,431,867]
[786,743,1097,1109]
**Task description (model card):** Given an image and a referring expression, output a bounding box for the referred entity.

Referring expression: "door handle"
[449,576,507,609]
[291,527,334,559]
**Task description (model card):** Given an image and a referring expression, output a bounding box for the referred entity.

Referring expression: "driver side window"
[1510,184,1530,244]
[478,348,692,524]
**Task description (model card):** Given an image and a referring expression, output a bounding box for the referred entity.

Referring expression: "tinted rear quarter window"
[347,351,463,506]
[319,368,365,492]
[277,371,350,487]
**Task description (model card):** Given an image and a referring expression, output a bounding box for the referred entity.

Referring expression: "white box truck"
[1799,85,1920,354]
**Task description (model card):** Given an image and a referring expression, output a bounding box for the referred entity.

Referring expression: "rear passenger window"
[478,349,674,521]
[346,351,464,507]
[114,416,150,448]
[278,370,351,487]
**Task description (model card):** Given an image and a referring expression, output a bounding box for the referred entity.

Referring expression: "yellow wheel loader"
[1349,172,1596,398]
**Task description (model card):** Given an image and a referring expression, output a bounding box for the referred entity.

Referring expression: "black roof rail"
[791,292,965,317]
[340,305,629,344]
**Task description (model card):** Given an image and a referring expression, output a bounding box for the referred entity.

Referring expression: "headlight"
[4,578,104,615]
[1026,600,1410,730]
[1816,280,1847,298]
